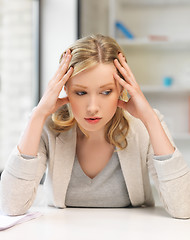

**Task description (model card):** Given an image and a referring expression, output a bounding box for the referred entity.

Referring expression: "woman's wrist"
[141,109,175,155]
[18,106,47,156]
[33,106,49,122]
[140,107,157,127]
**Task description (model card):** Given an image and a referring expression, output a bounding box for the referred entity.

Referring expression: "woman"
[1,34,190,218]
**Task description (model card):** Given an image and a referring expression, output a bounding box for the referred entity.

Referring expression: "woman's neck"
[76,125,106,144]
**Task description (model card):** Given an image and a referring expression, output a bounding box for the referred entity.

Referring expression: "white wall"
[40,0,77,95]
[0,0,77,171]
[0,0,34,171]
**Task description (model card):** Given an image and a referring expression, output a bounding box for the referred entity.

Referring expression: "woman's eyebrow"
[71,83,115,89]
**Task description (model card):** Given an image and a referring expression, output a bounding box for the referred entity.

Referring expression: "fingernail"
[60,54,64,63]
[66,50,69,54]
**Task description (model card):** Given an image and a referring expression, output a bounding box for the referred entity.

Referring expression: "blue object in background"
[163,76,173,87]
[115,21,134,39]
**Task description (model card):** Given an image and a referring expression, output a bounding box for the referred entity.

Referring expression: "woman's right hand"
[36,49,73,119]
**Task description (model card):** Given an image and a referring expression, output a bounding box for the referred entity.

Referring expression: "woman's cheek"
[69,100,77,113]
[110,94,119,108]
[69,98,82,116]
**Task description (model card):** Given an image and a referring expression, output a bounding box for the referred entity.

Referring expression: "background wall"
[0,0,34,171]
[80,0,109,37]
[0,0,77,171]
[40,0,77,96]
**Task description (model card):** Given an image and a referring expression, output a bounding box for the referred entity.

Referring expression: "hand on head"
[114,53,153,121]
[36,49,73,118]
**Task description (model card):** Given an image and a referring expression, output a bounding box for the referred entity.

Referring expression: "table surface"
[1,205,190,240]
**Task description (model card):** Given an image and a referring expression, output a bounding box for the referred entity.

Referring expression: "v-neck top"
[65,151,131,207]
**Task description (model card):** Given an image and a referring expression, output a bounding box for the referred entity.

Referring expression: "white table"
[1,205,190,240]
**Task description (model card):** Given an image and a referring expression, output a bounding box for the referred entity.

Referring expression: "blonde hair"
[50,34,129,150]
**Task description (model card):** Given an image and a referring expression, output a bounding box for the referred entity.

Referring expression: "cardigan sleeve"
[0,129,47,216]
[147,110,190,219]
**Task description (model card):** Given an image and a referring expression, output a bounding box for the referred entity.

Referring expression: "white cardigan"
[1,110,190,218]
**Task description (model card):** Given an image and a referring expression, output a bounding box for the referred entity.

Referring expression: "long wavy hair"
[50,34,129,150]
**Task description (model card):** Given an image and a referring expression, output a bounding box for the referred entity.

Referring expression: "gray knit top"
[65,151,131,208]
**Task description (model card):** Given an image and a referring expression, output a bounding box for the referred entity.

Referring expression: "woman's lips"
[84,117,102,124]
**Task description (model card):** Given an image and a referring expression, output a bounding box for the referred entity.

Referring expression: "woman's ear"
[64,86,68,94]
[120,86,124,94]
[64,86,69,98]
[119,86,125,99]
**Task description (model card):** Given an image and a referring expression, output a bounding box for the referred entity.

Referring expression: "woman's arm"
[18,50,73,156]
[17,108,47,156]
[113,53,174,155]
[146,112,190,219]
[0,50,73,215]
[140,109,174,156]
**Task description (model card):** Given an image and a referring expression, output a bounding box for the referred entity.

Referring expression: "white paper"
[0,211,42,231]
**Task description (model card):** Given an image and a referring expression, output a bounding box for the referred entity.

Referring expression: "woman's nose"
[86,96,99,116]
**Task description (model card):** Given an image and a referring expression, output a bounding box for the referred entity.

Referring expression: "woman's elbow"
[0,199,29,216]
[168,206,190,219]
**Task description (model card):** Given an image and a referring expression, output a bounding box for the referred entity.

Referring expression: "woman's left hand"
[113,53,154,123]
[114,53,175,155]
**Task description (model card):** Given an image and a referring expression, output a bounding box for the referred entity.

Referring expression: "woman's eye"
[102,90,112,95]
[76,91,86,96]
[75,90,112,96]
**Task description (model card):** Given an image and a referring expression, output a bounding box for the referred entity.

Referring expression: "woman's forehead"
[69,63,118,88]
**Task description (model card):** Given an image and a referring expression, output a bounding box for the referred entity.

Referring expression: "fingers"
[59,49,71,70]
[50,49,72,86]
[58,66,74,87]
[114,53,137,85]
[113,72,132,93]
[114,59,130,83]
[55,50,72,81]
[118,53,135,80]
[53,67,73,99]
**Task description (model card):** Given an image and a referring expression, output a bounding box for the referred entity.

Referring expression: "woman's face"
[65,63,121,133]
